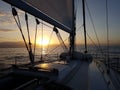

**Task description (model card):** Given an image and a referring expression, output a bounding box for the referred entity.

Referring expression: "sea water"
[0,46,63,69]
[0,45,120,69]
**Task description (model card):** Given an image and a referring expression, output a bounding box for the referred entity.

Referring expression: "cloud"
[0,28,16,32]
[0,41,25,48]
[0,10,15,25]
[0,36,4,38]
[0,12,6,16]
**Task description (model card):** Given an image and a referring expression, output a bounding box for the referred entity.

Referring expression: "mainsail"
[3,0,73,33]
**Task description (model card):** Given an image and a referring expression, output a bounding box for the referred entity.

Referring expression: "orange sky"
[0,0,120,48]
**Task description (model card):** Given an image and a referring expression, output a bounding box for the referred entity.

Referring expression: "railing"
[92,52,120,73]
[109,57,120,72]
[0,54,60,71]
[14,54,60,65]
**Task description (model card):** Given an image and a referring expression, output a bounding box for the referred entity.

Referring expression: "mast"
[82,0,87,53]
[69,0,76,59]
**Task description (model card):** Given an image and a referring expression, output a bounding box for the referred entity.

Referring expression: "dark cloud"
[0,28,16,32]
[0,42,25,48]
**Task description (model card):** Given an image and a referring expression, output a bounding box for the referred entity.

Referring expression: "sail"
[2,0,73,33]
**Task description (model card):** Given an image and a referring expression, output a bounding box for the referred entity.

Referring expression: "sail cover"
[2,0,73,33]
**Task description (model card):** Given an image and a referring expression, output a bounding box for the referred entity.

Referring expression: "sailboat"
[0,0,120,90]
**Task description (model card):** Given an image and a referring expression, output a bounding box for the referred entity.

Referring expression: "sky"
[75,0,120,46]
[0,0,120,48]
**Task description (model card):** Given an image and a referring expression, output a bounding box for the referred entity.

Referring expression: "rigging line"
[85,1,104,54]
[86,32,106,59]
[46,30,54,53]
[46,45,62,57]
[78,25,106,58]
[76,24,83,31]
[106,0,110,68]
[41,21,53,29]
[11,6,29,52]
[86,33,97,48]
[45,45,60,56]
[25,12,32,51]
[33,18,40,56]
[75,0,81,20]
[46,38,68,56]
[75,0,79,17]
[53,27,68,52]
[40,20,43,61]
[40,20,70,34]
[86,33,100,55]
[85,1,100,48]
[77,25,96,49]
[58,32,68,52]
[25,12,34,65]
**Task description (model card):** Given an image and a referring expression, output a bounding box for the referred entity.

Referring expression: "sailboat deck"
[33,60,119,90]
[66,61,89,90]
[0,59,120,90]
[63,61,118,90]
[89,61,109,90]
[35,61,78,81]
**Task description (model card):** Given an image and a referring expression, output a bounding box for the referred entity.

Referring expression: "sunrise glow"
[37,37,49,46]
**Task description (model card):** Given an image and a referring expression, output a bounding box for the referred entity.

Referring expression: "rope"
[41,21,53,29]
[46,30,54,53]
[77,24,106,59]
[12,6,34,66]
[25,12,32,52]
[33,18,40,57]
[40,21,44,61]
[25,12,34,65]
[86,32,106,59]
[53,27,68,52]
[84,0,108,61]
[46,38,68,56]
[106,0,110,69]
[85,1,104,54]
[76,24,83,31]
[11,6,29,52]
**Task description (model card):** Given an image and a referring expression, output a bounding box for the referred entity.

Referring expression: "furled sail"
[2,0,73,33]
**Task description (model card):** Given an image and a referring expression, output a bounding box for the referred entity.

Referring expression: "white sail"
[2,0,73,33]
[23,0,73,32]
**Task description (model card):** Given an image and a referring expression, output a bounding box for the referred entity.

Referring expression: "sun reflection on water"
[36,63,49,70]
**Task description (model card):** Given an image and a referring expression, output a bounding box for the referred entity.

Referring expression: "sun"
[37,37,49,46]
[41,39,49,46]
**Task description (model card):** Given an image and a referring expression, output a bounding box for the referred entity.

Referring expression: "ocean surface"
[0,45,120,69]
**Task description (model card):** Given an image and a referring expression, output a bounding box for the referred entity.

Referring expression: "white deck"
[35,60,119,90]
[89,61,109,90]
[67,61,89,90]
[66,61,110,90]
